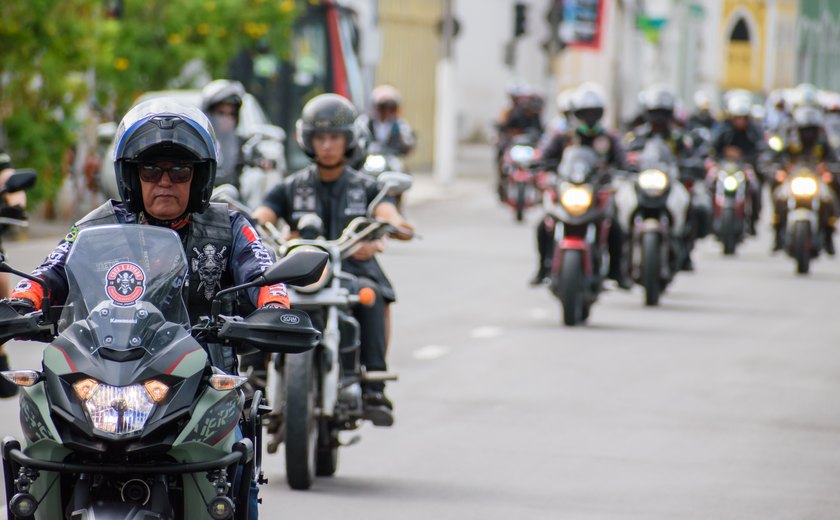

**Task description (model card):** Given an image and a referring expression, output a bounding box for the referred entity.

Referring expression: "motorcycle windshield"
[558,146,599,183]
[61,225,190,346]
[638,137,677,173]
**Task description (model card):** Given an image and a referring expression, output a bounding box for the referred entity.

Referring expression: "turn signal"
[143,380,169,403]
[209,374,248,391]
[358,287,377,307]
[73,378,100,400]
[0,370,41,387]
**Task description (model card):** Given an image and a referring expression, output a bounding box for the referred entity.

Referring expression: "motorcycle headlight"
[637,169,669,194]
[74,380,158,436]
[791,176,818,197]
[722,175,739,192]
[286,246,331,294]
[510,145,535,165]
[363,154,387,173]
[768,135,784,152]
[559,184,593,216]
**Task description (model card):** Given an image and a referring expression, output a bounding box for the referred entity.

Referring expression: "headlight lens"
[637,169,669,194]
[791,176,818,197]
[768,135,784,152]
[510,145,535,164]
[287,246,331,293]
[722,175,739,192]
[560,184,593,216]
[363,154,387,173]
[81,383,155,436]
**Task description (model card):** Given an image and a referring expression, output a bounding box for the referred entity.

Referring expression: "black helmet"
[295,94,359,158]
[201,79,245,113]
[114,98,218,214]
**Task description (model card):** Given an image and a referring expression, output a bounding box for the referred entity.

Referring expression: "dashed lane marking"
[470,326,503,339]
[413,345,450,360]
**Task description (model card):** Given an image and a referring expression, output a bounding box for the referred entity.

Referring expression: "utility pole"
[434,0,457,185]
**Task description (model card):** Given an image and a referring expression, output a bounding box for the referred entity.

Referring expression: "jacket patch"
[191,244,228,300]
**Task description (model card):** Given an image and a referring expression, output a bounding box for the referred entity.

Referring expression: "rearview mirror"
[261,249,329,287]
[3,170,36,194]
[377,171,412,195]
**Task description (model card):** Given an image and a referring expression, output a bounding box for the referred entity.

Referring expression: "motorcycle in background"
[774,160,837,274]
[360,142,410,209]
[615,138,691,306]
[500,135,547,222]
[544,147,613,326]
[258,172,413,490]
[707,159,755,255]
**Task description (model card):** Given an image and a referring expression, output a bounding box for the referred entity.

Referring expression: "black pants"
[354,278,388,393]
[535,219,625,280]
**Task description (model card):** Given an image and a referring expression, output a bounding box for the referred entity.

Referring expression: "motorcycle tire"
[559,250,586,326]
[515,183,525,222]
[721,207,738,256]
[315,420,339,477]
[792,220,811,275]
[642,232,661,306]
[284,349,319,490]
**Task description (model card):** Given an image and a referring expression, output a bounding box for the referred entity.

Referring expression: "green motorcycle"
[0,224,325,519]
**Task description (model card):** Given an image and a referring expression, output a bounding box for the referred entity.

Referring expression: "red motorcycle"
[500,135,548,222]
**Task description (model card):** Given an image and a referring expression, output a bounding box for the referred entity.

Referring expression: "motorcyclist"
[496,83,544,198]
[201,79,247,188]
[772,104,839,253]
[0,149,28,397]
[5,99,289,519]
[764,89,790,134]
[626,84,705,271]
[531,83,628,287]
[253,94,413,417]
[711,90,764,233]
[687,90,717,131]
[364,84,416,157]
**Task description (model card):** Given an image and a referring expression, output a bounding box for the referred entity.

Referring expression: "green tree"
[0,0,297,210]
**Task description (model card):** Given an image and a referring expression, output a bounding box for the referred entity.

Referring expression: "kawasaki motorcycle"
[544,146,613,326]
[259,171,413,490]
[0,224,326,519]
[615,138,690,306]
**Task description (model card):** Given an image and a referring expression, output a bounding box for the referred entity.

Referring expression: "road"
[1,161,840,519]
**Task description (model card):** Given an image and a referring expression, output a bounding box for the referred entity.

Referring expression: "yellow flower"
[197,23,210,35]
[114,57,129,71]
[279,0,294,12]
[168,33,183,45]
[205,1,216,11]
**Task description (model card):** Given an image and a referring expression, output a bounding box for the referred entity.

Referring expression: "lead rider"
[5,98,286,520]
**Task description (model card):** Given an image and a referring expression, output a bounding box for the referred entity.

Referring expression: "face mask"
[210,113,237,133]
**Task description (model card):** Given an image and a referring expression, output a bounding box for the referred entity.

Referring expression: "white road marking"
[413,345,450,360]
[470,326,503,339]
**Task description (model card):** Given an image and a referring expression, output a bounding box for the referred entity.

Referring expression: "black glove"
[0,205,27,220]
[2,297,35,315]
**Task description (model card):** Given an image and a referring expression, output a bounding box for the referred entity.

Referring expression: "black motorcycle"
[0,224,326,519]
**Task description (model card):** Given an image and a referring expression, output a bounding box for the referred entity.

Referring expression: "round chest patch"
[105,262,146,306]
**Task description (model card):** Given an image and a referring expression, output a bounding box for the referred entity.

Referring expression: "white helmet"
[725,91,752,117]
[371,84,402,107]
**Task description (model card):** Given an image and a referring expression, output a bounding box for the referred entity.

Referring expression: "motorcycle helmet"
[200,79,246,114]
[295,94,359,158]
[571,83,606,133]
[793,105,824,129]
[556,87,576,117]
[725,91,753,118]
[793,83,820,109]
[693,90,711,111]
[372,84,402,110]
[640,84,677,127]
[114,98,218,214]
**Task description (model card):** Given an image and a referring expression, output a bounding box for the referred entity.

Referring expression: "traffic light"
[514,3,527,38]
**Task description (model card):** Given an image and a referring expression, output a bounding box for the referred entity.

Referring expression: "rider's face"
[312,131,346,167]
[139,162,191,219]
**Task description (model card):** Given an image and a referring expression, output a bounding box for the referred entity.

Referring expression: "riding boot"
[530,220,554,285]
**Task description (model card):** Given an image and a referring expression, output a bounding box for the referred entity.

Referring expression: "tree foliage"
[0,0,297,208]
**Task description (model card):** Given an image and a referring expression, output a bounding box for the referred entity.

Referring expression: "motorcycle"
[0,224,326,519]
[360,143,409,209]
[238,124,287,210]
[615,138,691,306]
[544,147,613,326]
[0,169,37,241]
[259,171,413,490]
[708,159,755,255]
[500,135,546,222]
[774,161,836,274]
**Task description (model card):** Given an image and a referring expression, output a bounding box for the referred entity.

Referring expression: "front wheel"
[721,207,738,255]
[792,220,812,275]
[559,250,586,326]
[515,183,526,222]
[641,232,661,306]
[284,349,319,490]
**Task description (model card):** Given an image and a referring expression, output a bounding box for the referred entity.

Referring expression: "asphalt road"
[1,171,840,519]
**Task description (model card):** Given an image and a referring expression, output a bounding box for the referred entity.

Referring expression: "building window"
[730,18,750,42]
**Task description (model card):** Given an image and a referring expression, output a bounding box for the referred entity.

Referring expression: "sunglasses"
[137,163,194,184]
